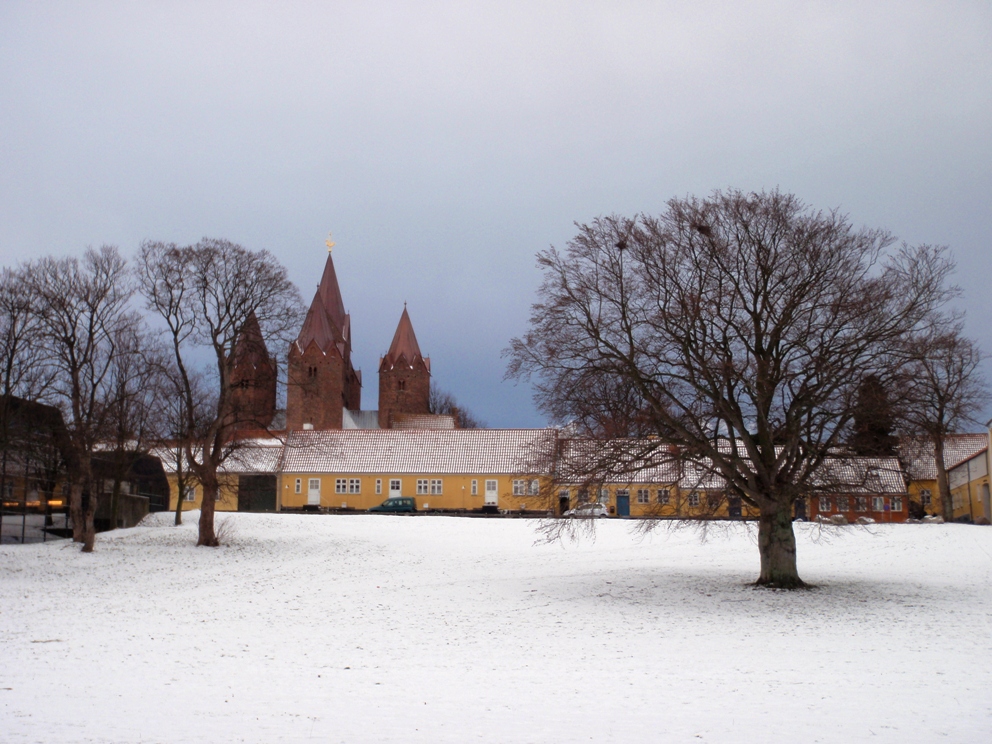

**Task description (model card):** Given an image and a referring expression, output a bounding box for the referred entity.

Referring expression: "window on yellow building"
[528,479,539,496]
[636,489,649,504]
[657,489,670,505]
[183,485,196,502]
[335,478,347,494]
[512,480,526,496]
[417,479,429,495]
[577,488,589,503]
[471,479,478,495]
[349,479,361,494]
[919,489,932,506]
[688,492,700,507]
[295,478,302,494]
[375,479,382,495]
[598,487,610,502]
[430,479,442,495]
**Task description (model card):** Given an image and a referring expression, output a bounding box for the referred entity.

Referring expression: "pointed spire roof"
[381,306,430,371]
[231,312,272,370]
[295,252,350,354]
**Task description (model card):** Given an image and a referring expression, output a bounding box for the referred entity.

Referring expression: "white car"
[564,503,610,518]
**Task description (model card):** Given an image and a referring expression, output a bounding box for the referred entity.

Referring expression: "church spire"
[295,251,349,354]
[381,305,429,371]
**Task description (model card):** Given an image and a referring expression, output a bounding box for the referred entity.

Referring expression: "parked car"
[369,497,417,513]
[563,502,609,518]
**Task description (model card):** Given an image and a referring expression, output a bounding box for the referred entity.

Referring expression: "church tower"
[227,311,277,432]
[286,250,362,430]
[378,306,431,428]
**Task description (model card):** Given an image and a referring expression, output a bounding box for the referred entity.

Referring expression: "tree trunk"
[81,488,97,553]
[197,477,219,547]
[110,477,122,531]
[174,482,183,526]
[756,499,805,589]
[69,482,84,543]
[934,438,953,522]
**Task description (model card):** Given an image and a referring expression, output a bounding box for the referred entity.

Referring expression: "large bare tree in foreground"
[507,190,956,588]
[137,239,303,546]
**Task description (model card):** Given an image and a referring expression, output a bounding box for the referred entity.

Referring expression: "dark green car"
[369,497,417,513]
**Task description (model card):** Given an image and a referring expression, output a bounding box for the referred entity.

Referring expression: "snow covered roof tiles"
[899,434,989,481]
[282,428,557,475]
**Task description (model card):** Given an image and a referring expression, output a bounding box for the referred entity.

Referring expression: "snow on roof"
[809,456,907,495]
[389,413,457,430]
[153,438,285,475]
[282,428,557,475]
[899,433,989,481]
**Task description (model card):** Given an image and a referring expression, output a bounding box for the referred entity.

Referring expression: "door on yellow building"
[307,478,321,506]
[484,480,498,506]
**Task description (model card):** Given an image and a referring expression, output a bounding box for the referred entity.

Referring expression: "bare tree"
[27,246,140,551]
[428,382,485,429]
[137,238,304,546]
[507,190,954,588]
[899,323,988,521]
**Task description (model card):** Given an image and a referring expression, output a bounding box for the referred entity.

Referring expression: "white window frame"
[657,489,670,505]
[375,479,382,495]
[919,489,932,506]
[598,487,610,503]
[183,485,196,502]
[528,479,540,496]
[688,491,700,507]
[335,478,348,494]
[430,479,442,495]
[416,479,429,495]
[512,479,525,496]
[818,496,831,513]
[348,478,361,494]
[872,496,885,512]
[891,496,903,512]
[636,488,650,504]
[471,479,478,495]
[855,496,868,512]
[389,479,401,495]
[295,478,302,494]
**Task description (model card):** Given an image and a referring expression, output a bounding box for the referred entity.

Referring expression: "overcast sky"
[1,2,990,428]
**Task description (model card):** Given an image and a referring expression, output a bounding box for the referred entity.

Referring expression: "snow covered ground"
[1,513,990,743]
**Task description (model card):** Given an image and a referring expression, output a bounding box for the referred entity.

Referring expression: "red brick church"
[232,249,454,433]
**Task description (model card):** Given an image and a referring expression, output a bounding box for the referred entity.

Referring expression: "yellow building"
[279,428,557,512]
[948,446,991,524]
[899,434,988,518]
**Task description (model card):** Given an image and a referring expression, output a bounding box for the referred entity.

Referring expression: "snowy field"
[1,513,990,743]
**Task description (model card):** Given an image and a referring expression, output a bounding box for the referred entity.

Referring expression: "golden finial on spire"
[325,232,335,253]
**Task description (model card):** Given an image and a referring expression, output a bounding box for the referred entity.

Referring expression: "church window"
[417,479,429,494]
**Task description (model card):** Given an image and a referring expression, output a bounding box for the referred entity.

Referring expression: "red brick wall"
[378,363,430,429]
[286,343,346,430]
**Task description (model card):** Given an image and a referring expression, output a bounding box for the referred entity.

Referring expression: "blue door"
[616,493,630,517]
